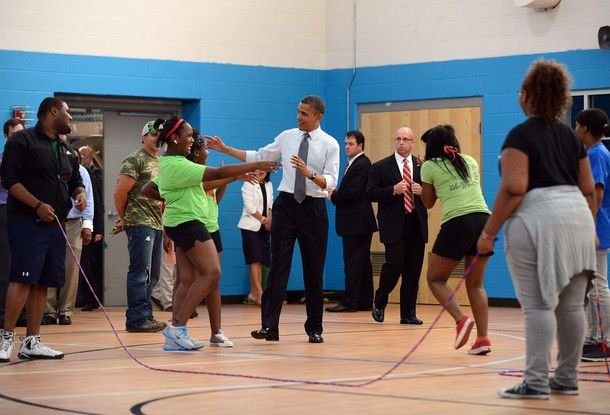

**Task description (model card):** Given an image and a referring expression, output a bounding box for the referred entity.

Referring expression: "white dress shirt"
[394,152,413,177]
[345,151,364,173]
[66,165,94,230]
[245,127,340,198]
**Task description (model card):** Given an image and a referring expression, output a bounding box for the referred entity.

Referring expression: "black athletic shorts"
[164,220,212,251]
[210,230,222,253]
[432,212,492,260]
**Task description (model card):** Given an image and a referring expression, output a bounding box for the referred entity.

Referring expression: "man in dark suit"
[326,131,377,313]
[78,146,104,311]
[367,127,428,325]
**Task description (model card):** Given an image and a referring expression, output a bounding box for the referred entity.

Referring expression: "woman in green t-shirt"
[182,132,242,348]
[143,116,279,351]
[420,124,492,356]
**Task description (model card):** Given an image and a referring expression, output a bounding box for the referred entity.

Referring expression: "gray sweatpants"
[505,217,588,392]
[586,249,610,344]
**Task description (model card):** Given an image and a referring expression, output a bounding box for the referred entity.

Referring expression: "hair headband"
[165,118,184,140]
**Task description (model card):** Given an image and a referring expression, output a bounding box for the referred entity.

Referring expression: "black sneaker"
[498,382,549,400]
[549,377,579,395]
[581,343,609,362]
[582,342,600,355]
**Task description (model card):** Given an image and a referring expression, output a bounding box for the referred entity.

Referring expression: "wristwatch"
[308,171,317,181]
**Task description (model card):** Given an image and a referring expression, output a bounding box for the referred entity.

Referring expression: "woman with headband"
[420,124,492,355]
[143,116,280,350]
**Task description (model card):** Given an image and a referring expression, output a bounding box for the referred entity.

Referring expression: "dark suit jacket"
[331,154,377,236]
[86,165,104,235]
[367,154,428,244]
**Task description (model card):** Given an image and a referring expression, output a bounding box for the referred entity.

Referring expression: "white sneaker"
[18,335,64,360]
[210,330,234,348]
[162,336,204,351]
[162,322,202,350]
[0,330,15,362]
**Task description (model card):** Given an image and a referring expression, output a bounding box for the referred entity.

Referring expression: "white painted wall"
[0,0,607,69]
[326,0,610,68]
[0,0,327,69]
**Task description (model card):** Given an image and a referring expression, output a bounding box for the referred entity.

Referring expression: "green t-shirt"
[202,188,219,233]
[420,154,490,223]
[157,156,218,229]
[120,148,163,230]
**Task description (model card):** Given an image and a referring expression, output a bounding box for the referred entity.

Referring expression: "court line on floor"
[21,354,525,402]
[0,355,285,377]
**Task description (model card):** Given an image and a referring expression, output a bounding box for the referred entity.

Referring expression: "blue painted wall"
[324,49,610,298]
[1,48,609,298]
[0,50,325,295]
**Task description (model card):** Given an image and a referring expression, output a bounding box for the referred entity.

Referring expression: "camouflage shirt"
[120,148,162,230]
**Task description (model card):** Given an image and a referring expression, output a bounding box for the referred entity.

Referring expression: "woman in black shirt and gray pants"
[478,60,597,399]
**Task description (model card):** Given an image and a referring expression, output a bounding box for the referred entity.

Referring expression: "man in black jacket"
[367,127,428,325]
[0,97,86,362]
[326,131,377,312]
[78,145,104,311]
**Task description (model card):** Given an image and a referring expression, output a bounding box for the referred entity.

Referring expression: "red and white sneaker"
[454,315,474,349]
[468,336,492,355]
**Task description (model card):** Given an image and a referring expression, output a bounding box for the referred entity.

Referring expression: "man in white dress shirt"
[207,96,339,343]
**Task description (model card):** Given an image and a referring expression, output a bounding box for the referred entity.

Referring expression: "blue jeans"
[125,226,162,327]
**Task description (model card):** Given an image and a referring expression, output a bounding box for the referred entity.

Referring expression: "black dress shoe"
[41,315,58,325]
[308,333,324,343]
[372,307,385,323]
[81,304,99,312]
[58,314,72,325]
[400,316,423,325]
[251,327,279,341]
[325,304,357,313]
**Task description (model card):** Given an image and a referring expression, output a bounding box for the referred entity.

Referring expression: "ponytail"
[156,116,185,147]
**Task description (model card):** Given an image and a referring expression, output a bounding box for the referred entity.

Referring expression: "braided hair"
[421,124,470,182]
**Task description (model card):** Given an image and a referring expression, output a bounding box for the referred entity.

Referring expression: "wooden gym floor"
[0,304,608,414]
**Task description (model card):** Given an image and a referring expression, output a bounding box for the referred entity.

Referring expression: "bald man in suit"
[367,127,428,325]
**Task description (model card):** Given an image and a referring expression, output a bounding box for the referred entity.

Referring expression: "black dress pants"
[79,239,104,306]
[374,211,425,319]
[261,192,328,335]
[341,233,373,309]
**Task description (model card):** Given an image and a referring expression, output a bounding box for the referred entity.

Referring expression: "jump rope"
[55,215,610,387]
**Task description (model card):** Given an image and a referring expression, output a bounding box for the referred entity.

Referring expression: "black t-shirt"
[502,117,586,191]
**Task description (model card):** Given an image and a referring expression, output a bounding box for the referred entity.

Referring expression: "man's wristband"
[34,200,43,211]
[308,171,317,181]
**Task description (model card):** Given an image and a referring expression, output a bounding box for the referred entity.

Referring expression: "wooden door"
[360,106,481,305]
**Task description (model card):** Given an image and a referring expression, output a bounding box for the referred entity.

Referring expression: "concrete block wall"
[324,49,610,298]
[1,1,609,297]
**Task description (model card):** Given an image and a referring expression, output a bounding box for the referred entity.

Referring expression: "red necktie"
[402,159,413,213]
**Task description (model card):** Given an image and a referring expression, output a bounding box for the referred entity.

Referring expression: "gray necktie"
[294,133,310,203]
